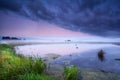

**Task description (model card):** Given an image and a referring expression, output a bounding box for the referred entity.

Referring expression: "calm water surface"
[15,43,113,57]
[15,43,120,73]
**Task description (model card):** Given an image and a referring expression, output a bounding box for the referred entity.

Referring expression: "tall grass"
[0,44,49,80]
[17,73,52,80]
[64,65,80,80]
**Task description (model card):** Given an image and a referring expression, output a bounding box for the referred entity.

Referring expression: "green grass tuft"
[0,44,48,80]
[17,73,52,80]
[64,65,81,80]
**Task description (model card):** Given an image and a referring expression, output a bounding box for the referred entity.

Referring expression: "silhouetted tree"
[11,37,19,40]
[2,36,10,40]
[2,36,20,40]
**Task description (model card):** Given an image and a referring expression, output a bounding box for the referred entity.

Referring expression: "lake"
[15,43,120,73]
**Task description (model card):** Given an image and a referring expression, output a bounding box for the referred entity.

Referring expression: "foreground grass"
[0,44,52,80]
[64,65,80,80]
[0,44,80,80]
[17,73,52,80]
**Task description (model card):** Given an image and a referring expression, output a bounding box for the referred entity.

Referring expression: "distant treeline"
[1,36,25,40]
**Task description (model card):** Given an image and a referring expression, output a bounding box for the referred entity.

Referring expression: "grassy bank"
[0,44,80,80]
[0,44,52,80]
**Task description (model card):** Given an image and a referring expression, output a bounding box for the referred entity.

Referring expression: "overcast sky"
[0,0,120,37]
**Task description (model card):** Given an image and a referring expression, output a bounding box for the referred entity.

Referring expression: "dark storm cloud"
[0,0,120,37]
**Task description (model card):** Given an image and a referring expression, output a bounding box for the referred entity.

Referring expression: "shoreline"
[1,40,120,46]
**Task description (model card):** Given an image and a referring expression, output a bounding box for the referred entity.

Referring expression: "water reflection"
[15,43,113,57]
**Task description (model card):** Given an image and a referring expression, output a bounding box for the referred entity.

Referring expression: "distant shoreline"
[0,40,120,46]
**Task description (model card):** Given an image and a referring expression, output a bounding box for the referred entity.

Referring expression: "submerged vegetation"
[97,49,105,61]
[115,58,120,61]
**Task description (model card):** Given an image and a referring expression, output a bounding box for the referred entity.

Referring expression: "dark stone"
[98,49,105,62]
